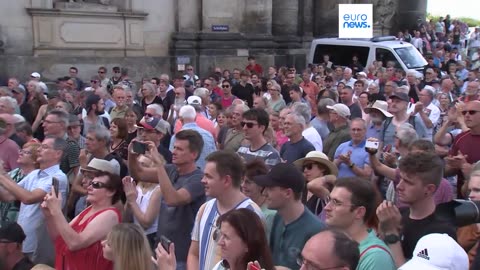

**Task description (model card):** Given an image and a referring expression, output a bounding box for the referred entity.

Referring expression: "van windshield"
[394,46,427,69]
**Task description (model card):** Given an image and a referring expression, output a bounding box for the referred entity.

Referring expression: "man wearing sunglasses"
[0,222,34,270]
[446,100,480,198]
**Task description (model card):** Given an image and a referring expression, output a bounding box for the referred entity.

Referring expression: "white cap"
[357,71,367,77]
[187,95,202,105]
[399,234,468,270]
[30,72,41,79]
[326,104,351,119]
[81,158,118,175]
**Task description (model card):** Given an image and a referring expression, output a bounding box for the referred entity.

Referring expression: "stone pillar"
[272,0,298,36]
[313,0,353,37]
[242,0,272,34]
[396,0,427,32]
[178,0,201,32]
[300,0,314,37]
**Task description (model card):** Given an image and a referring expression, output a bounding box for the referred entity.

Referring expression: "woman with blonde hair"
[102,223,154,270]
[0,141,41,222]
[123,155,161,250]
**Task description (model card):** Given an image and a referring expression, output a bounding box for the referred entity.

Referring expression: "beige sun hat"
[364,100,393,118]
[293,151,338,176]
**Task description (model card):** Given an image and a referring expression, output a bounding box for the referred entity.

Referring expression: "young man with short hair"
[325,177,396,270]
[236,108,281,168]
[376,152,456,268]
[254,163,326,270]
[187,151,263,270]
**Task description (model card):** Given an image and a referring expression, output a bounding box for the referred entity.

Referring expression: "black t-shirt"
[232,82,255,107]
[400,208,457,259]
[158,145,172,164]
[12,256,34,270]
[141,96,163,113]
[348,103,363,120]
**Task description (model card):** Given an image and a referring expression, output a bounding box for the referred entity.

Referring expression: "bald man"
[446,100,480,198]
[459,81,480,103]
[299,229,359,270]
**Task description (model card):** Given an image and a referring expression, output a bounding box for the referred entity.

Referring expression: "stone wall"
[0,0,34,55]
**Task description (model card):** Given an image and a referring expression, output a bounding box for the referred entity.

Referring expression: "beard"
[95,109,105,116]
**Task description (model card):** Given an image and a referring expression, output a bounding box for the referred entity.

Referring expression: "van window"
[394,46,427,69]
[375,48,401,68]
[313,44,369,67]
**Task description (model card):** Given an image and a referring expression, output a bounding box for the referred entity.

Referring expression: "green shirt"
[270,206,326,270]
[323,124,351,160]
[357,229,396,270]
[261,204,277,242]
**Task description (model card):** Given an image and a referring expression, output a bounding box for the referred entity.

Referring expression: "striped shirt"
[236,143,281,169]
[191,198,264,270]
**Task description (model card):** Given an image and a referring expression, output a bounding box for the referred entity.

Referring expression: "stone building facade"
[0,0,426,83]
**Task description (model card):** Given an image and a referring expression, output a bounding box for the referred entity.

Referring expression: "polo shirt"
[270,206,326,270]
[334,140,370,178]
[358,229,396,270]
[366,124,382,141]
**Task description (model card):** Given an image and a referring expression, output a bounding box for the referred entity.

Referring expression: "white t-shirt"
[303,126,323,151]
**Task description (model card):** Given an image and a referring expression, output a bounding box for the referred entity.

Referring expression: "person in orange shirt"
[174,96,217,140]
[300,69,320,115]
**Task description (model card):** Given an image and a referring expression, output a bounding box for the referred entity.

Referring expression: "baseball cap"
[138,117,170,135]
[12,87,26,95]
[30,72,41,79]
[81,158,117,175]
[389,92,410,102]
[0,222,26,244]
[187,96,202,105]
[399,233,468,270]
[326,104,351,118]
[253,163,305,193]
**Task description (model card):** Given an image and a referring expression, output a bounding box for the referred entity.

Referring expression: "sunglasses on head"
[462,110,480,116]
[240,121,256,128]
[89,181,109,189]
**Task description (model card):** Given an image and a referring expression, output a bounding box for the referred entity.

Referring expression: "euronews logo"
[342,14,371,29]
[338,4,373,38]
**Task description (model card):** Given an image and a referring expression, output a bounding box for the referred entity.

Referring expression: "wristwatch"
[384,234,400,244]
[349,163,355,169]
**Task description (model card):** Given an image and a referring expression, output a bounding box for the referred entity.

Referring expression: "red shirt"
[174,113,217,139]
[55,206,121,270]
[450,130,480,197]
[246,64,263,76]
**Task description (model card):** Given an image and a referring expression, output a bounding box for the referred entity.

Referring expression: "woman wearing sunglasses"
[294,151,338,220]
[42,158,123,270]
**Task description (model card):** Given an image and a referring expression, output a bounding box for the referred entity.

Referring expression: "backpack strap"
[360,244,393,259]
[382,117,393,142]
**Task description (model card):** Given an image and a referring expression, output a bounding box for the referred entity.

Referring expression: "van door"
[312,44,369,68]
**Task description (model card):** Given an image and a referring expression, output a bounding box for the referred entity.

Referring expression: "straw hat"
[293,151,338,176]
[364,100,393,118]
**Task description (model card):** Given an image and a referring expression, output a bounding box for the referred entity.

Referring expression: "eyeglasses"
[326,198,356,209]
[241,121,257,128]
[222,85,230,88]
[297,254,345,270]
[204,84,211,87]
[144,113,154,118]
[89,181,110,189]
[303,163,316,171]
[187,68,193,71]
[91,80,98,83]
[175,92,181,96]
[462,110,480,116]
[19,150,32,155]
[98,71,105,74]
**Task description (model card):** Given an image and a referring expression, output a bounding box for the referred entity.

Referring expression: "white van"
[307,36,427,74]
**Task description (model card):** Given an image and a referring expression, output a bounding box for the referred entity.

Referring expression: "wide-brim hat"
[293,151,338,176]
[364,100,393,118]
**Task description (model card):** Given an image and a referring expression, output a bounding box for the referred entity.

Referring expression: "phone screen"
[132,141,147,155]
[52,177,59,197]
[160,235,172,254]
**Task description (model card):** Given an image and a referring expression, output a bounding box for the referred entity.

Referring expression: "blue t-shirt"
[280,137,315,163]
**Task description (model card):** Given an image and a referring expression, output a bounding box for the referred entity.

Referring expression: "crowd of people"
[0,17,480,269]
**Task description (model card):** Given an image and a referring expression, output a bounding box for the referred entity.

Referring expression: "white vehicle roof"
[311,37,413,49]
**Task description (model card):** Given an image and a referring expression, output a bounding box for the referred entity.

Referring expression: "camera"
[365,140,379,155]
[436,200,480,227]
